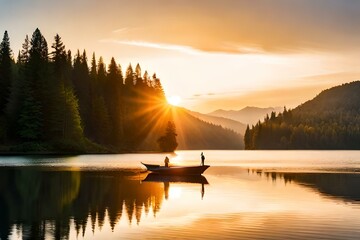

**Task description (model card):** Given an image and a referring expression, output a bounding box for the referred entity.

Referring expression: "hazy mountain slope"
[186,109,247,135]
[293,81,360,113]
[174,108,244,150]
[208,106,283,125]
[245,81,360,149]
[140,106,244,150]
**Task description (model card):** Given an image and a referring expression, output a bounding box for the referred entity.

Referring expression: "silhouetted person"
[164,156,169,167]
[201,152,205,166]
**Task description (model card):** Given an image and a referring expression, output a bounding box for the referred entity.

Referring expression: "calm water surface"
[1,150,360,239]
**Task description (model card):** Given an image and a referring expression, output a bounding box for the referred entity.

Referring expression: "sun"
[167,95,182,106]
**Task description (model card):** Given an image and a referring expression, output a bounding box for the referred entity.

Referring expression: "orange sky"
[1,0,360,113]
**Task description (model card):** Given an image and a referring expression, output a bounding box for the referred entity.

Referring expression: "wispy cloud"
[220,42,265,54]
[100,39,201,55]
[112,28,129,33]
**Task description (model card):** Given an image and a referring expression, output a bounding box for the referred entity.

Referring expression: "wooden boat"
[141,162,210,175]
[143,173,209,184]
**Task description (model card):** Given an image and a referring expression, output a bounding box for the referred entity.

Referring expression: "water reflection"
[0,168,165,240]
[142,173,208,199]
[1,165,360,239]
[249,169,360,203]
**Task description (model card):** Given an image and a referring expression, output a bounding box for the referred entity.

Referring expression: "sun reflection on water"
[168,186,183,199]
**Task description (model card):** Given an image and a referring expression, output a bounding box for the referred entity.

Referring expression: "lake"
[1,150,360,239]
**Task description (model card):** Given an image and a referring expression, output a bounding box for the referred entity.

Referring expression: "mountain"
[174,108,244,150]
[186,109,247,135]
[140,106,244,150]
[208,106,283,126]
[245,81,360,149]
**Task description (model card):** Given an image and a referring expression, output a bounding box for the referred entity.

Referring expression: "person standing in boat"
[201,152,205,166]
[164,156,170,167]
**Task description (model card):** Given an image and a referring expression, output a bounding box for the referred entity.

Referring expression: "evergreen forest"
[0,29,243,153]
[245,81,360,149]
[0,29,176,152]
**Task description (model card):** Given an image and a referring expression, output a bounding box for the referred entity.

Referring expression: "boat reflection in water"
[141,162,210,175]
[142,173,209,200]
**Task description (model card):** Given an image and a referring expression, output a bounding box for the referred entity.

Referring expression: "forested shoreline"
[244,81,360,149]
[0,29,176,153]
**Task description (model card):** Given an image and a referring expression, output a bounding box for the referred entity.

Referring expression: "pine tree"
[49,34,84,142]
[157,121,178,152]
[135,63,141,79]
[143,71,151,87]
[19,35,30,64]
[5,35,30,141]
[48,34,67,139]
[97,56,106,93]
[106,57,124,147]
[0,31,13,114]
[28,28,49,100]
[50,34,66,74]
[72,49,91,136]
[87,52,98,139]
[90,53,97,79]
[30,28,48,62]
[122,63,138,148]
[134,63,144,87]
[244,125,251,149]
[125,64,134,87]
[152,73,165,100]
[17,28,49,141]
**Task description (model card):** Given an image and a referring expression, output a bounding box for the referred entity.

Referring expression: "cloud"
[4,0,360,55]
[100,38,201,55]
[112,28,128,34]
[104,0,360,54]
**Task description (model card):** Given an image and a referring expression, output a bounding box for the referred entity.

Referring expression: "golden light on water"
[168,186,183,199]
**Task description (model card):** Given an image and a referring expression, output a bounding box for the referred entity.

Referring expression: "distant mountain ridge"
[208,106,283,126]
[245,81,360,149]
[186,109,247,135]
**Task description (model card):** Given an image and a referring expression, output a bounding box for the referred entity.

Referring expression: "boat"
[143,173,209,184]
[141,162,210,175]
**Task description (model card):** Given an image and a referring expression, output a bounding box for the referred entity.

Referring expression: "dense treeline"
[245,81,360,149]
[0,29,172,152]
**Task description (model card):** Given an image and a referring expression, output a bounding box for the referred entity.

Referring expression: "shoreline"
[0,150,176,156]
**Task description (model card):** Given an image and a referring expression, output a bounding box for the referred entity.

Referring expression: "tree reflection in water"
[0,168,165,240]
[249,169,360,203]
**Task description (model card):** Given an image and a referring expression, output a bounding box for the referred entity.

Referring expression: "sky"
[1,0,360,113]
